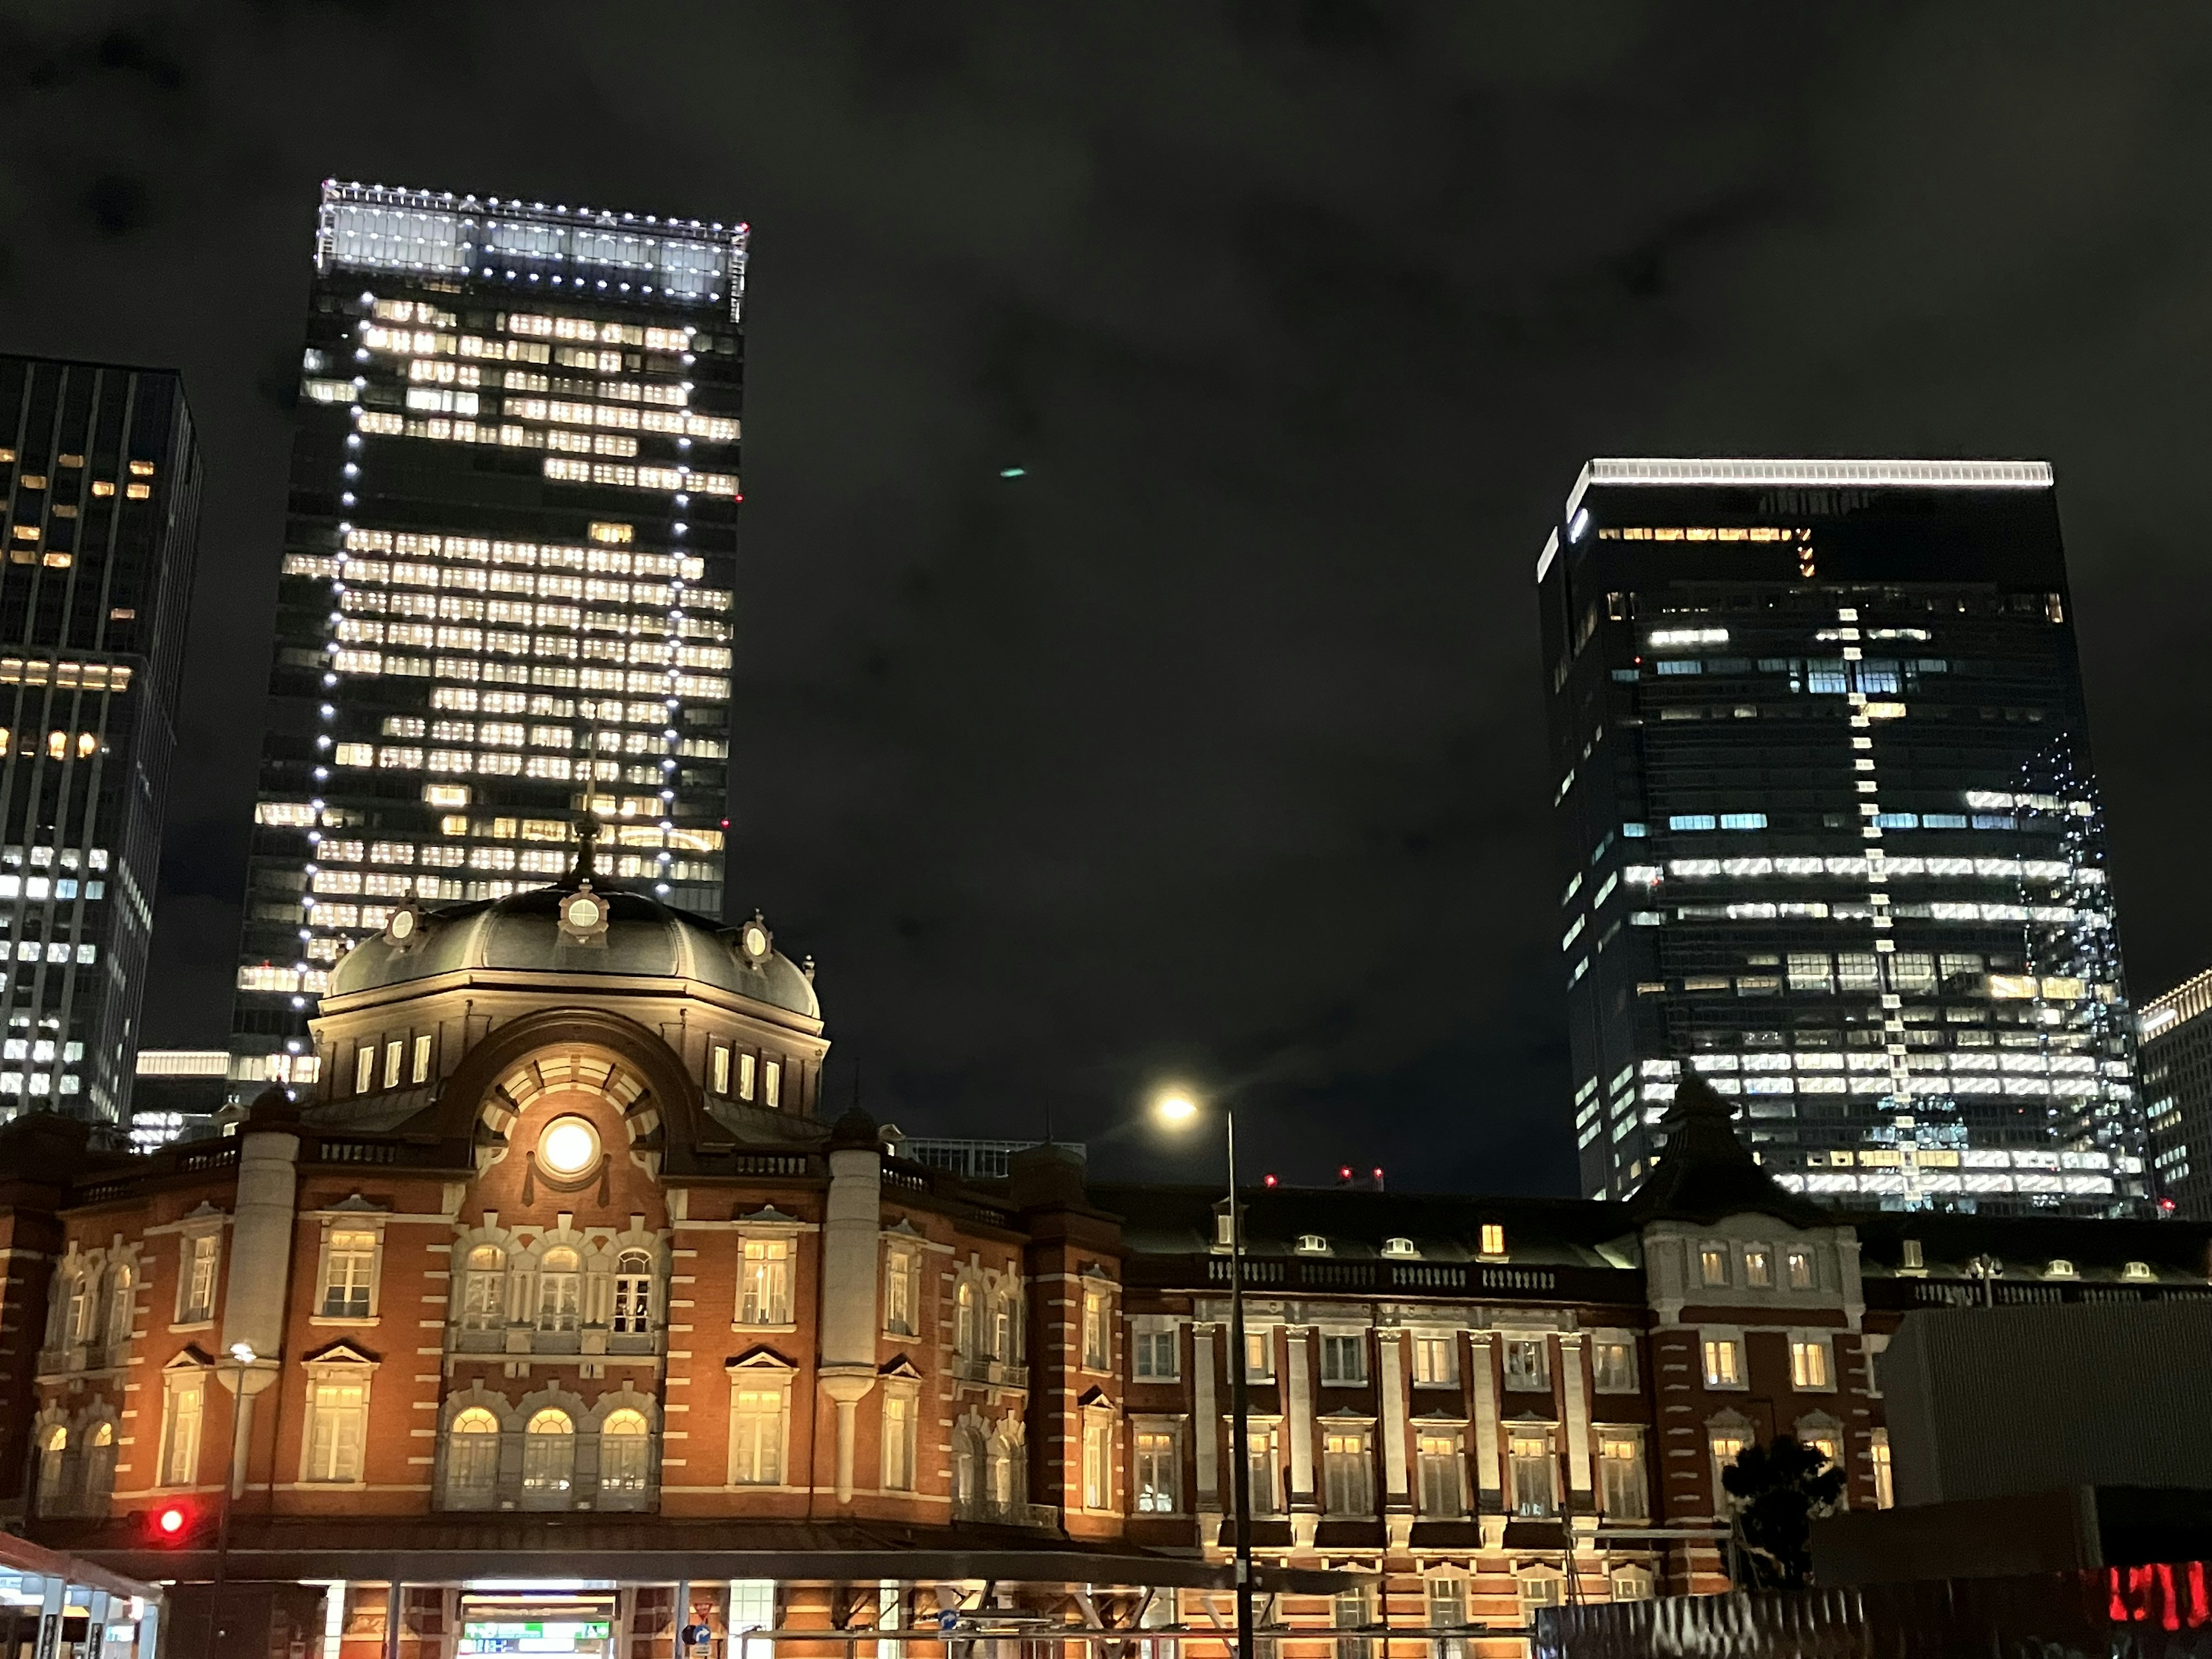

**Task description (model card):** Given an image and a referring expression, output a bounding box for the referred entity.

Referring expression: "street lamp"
[209,1342,256,1658]
[1154,1089,1255,1659]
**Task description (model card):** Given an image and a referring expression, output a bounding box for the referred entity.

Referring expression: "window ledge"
[171,1319,214,1334]
[310,1316,381,1328]
[300,1479,368,1491]
[730,1321,797,1334]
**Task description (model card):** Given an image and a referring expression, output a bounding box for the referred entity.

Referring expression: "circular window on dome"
[385,903,423,946]
[556,884,609,945]
[538,1116,602,1177]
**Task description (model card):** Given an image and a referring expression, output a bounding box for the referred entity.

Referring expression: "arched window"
[537,1249,581,1332]
[612,1252,653,1335]
[84,1422,116,1510]
[35,1426,67,1513]
[104,1266,133,1349]
[66,1274,93,1344]
[521,1409,575,1497]
[460,1247,506,1331]
[601,1409,650,1495]
[986,1433,1015,1507]
[445,1407,501,1505]
[991,1290,1016,1362]
[954,1282,978,1359]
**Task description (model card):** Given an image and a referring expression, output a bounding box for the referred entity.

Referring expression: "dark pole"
[207,1353,251,1659]
[1224,1109,1255,1659]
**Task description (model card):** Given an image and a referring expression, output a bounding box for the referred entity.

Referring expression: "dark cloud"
[1,2,2209,1194]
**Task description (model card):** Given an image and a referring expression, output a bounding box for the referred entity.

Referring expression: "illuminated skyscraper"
[231,181,745,1090]
[1539,459,2148,1217]
[0,354,201,1124]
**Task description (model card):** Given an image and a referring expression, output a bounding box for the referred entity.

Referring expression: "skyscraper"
[231,181,745,1091]
[1538,459,2146,1216]
[0,355,201,1125]
[2139,967,2212,1219]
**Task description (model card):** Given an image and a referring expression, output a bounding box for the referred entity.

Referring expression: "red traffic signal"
[142,1500,199,1545]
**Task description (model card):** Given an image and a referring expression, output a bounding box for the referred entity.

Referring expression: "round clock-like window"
[741,922,769,959]
[539,1115,601,1176]
[565,895,603,929]
[388,908,416,941]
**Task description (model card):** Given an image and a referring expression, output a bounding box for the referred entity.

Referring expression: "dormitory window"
[1592,1336,1637,1391]
[1599,1431,1647,1520]
[305,1376,369,1482]
[737,1052,757,1101]
[181,1234,219,1324]
[411,1033,433,1084]
[601,1410,650,1493]
[355,1047,374,1093]
[162,1377,204,1487]
[1702,1337,1744,1388]
[1509,1427,1556,1516]
[730,1388,785,1485]
[1416,1430,1464,1516]
[445,1408,499,1503]
[536,1249,582,1331]
[1323,1429,1372,1514]
[382,1039,403,1089]
[461,1246,505,1330]
[711,1044,730,1094]
[1411,1333,1457,1387]
[1790,1339,1832,1391]
[1320,1333,1367,1385]
[1503,1338,1548,1391]
[320,1229,378,1319]
[1247,1425,1281,1514]
[741,1238,792,1325]
[1699,1245,1729,1286]
[522,1409,575,1497]
[1082,1287,1111,1371]
[884,1247,919,1337]
[1134,1427,1179,1513]
[1131,1321,1178,1380]
[1082,1412,1113,1510]
[881,1390,916,1491]
[612,1251,654,1334]
[763,1059,781,1108]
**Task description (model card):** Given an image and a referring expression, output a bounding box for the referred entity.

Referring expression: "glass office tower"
[0,355,201,1125]
[232,181,744,1091]
[1538,459,2147,1217]
[2139,968,2212,1220]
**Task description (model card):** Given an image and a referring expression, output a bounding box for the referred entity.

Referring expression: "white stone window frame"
[1317,1325,1370,1388]
[1407,1327,1460,1389]
[881,1233,924,1339]
[309,1211,388,1326]
[1128,1313,1181,1382]
[587,1384,661,1510]
[879,1372,922,1493]
[1078,1266,1116,1376]
[1862,1332,1889,1397]
[1317,1410,1378,1516]
[1500,1332,1551,1392]
[1594,1421,1650,1522]
[725,1351,797,1489]
[155,1353,211,1491]
[1079,1399,1118,1513]
[732,1211,808,1333]
[1589,1327,1641,1393]
[173,1219,226,1330]
[1699,1325,1749,1391]
[1235,1411,1287,1514]
[437,1386,513,1511]
[1696,1239,1732,1289]
[1740,1241,1775,1289]
[297,1345,379,1488]
[1408,1412,1471,1518]
[1128,1412,1185,1516]
[1789,1331,1836,1393]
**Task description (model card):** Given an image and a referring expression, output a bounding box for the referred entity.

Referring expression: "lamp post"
[1156,1091,1255,1659]
[208,1340,256,1659]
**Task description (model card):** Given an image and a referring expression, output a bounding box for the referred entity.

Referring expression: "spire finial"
[567,816,601,886]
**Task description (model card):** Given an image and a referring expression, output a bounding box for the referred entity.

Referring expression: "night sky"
[4,5,2211,1194]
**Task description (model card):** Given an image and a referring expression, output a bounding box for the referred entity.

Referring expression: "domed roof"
[326,880,820,1021]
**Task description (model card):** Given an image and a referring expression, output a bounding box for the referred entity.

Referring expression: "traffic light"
[139,1499,204,1547]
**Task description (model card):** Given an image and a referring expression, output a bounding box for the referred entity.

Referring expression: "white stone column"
[1560,1332,1593,1501]
[1192,1321,1219,1504]
[820,1141,883,1502]
[1378,1330,1408,1498]
[1469,1332,1501,1510]
[1284,1327,1314,1502]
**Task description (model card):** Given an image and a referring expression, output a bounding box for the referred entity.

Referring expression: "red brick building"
[5,869,2207,1659]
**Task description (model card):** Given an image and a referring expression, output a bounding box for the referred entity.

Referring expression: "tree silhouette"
[1720,1434,1847,1589]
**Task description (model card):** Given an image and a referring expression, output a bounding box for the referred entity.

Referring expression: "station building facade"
[5,864,2210,1659]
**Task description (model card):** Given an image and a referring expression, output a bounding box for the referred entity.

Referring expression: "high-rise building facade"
[2139,968,2212,1218]
[1539,459,2146,1216]
[232,181,746,1089]
[0,356,200,1126]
